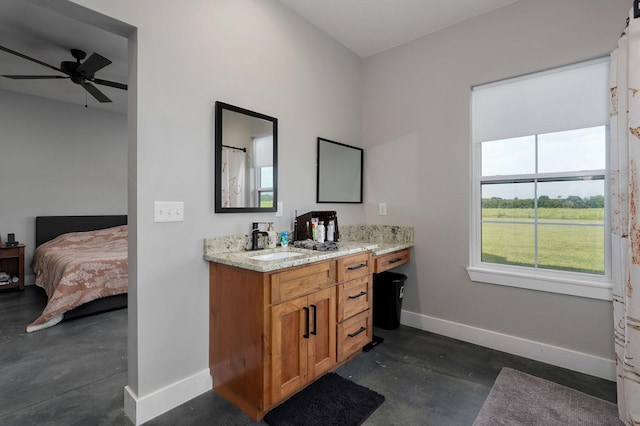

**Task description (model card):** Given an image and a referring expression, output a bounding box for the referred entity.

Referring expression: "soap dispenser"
[267,222,277,248]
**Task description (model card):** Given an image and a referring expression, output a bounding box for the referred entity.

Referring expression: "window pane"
[538,224,604,274]
[260,166,273,188]
[482,182,535,219]
[481,223,534,267]
[259,191,273,207]
[537,179,605,224]
[538,126,606,173]
[481,136,535,176]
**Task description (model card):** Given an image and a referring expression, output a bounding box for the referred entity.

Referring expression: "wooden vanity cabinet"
[209,251,373,421]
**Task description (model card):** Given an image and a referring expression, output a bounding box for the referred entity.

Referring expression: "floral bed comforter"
[28,225,128,332]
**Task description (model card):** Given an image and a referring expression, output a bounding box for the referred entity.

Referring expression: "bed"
[27,215,128,332]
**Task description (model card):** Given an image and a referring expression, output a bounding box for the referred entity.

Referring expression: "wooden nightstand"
[0,244,25,291]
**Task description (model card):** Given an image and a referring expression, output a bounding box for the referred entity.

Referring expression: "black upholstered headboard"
[35,215,128,247]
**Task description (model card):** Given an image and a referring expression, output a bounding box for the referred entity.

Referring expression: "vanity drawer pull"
[389,257,404,264]
[348,327,367,338]
[347,263,367,271]
[347,291,367,299]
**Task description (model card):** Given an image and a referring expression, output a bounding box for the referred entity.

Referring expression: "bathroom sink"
[248,251,305,261]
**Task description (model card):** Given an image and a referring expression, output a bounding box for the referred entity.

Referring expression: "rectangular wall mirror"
[215,101,278,213]
[316,137,363,203]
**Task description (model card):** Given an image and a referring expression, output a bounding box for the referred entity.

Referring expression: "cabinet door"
[307,286,336,380]
[270,295,308,403]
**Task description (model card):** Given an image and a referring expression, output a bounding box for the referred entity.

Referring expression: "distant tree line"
[482,195,604,209]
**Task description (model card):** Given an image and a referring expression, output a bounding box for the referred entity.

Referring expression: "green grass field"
[482,207,605,221]
[481,208,605,274]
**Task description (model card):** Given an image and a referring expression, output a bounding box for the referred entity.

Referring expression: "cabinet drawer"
[0,246,21,258]
[337,276,372,323]
[375,248,410,273]
[270,261,335,304]
[336,252,371,283]
[336,309,372,362]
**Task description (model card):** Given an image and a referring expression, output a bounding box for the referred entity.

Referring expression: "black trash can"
[373,271,407,330]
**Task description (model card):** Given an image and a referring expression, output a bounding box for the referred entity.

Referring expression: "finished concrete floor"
[1,286,617,425]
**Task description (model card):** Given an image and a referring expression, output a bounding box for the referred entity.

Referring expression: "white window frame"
[467,60,613,301]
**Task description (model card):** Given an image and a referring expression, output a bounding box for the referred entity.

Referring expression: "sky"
[481,126,606,199]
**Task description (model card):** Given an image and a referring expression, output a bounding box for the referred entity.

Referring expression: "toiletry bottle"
[317,221,325,243]
[267,222,277,248]
[327,220,335,242]
[280,231,289,247]
[311,223,317,241]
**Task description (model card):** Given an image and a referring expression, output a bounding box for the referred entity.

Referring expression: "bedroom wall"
[362,0,629,375]
[62,0,363,423]
[0,89,127,281]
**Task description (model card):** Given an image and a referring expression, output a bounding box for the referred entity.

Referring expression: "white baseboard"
[400,310,616,381]
[124,368,212,425]
[120,311,614,424]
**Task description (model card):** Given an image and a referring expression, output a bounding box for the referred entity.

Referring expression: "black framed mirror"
[316,137,363,203]
[215,101,278,213]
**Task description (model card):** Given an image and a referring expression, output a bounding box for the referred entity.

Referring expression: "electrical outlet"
[378,202,387,216]
[154,201,184,222]
[276,202,283,217]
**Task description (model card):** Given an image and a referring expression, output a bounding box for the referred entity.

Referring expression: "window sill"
[466,265,612,301]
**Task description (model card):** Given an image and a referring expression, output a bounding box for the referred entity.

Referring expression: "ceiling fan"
[0,45,127,103]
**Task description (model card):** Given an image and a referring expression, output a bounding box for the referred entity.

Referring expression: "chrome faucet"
[249,222,269,251]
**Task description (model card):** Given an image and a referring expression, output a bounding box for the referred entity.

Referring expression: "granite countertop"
[204,242,371,272]
[204,242,413,273]
[203,224,414,272]
[370,242,413,256]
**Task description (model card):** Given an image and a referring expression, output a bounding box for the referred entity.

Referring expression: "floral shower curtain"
[610,8,640,425]
[221,147,247,208]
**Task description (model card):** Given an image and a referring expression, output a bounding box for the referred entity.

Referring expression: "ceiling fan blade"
[77,53,111,76]
[80,81,112,103]
[0,45,64,73]
[93,78,127,91]
[2,75,69,80]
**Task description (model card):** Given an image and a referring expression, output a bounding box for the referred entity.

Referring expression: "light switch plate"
[154,201,184,222]
[378,202,387,216]
[276,202,283,217]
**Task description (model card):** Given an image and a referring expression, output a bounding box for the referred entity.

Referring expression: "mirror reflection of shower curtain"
[221,147,247,207]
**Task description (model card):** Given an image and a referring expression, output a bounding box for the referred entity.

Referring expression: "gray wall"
[0,89,127,279]
[70,0,364,416]
[10,0,631,422]
[362,0,629,360]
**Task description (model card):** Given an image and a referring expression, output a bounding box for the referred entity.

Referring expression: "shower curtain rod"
[222,144,247,152]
